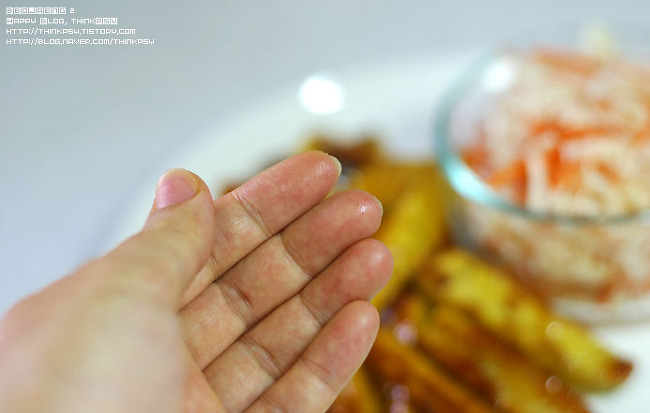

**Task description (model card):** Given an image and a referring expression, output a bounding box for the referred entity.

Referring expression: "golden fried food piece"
[416,249,632,391]
[370,183,446,309]
[327,368,383,413]
[422,308,590,413]
[302,134,384,167]
[423,307,589,411]
[349,162,440,206]
[350,163,447,310]
[366,329,494,413]
[389,292,590,413]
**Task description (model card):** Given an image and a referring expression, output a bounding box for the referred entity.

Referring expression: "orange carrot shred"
[531,120,616,141]
[487,160,526,189]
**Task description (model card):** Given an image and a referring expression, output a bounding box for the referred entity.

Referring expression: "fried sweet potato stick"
[366,329,494,413]
[390,293,590,413]
[350,163,446,310]
[422,307,590,413]
[302,134,384,168]
[416,249,632,391]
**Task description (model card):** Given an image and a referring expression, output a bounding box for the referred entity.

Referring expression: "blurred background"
[1,0,648,315]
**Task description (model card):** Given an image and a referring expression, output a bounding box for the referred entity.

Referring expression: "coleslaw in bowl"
[435,21,650,324]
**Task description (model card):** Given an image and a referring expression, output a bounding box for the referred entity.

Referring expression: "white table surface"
[1,0,648,315]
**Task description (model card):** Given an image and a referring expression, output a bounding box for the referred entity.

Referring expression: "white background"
[1,1,648,313]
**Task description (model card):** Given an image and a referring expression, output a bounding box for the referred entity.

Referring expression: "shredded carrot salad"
[456,49,650,311]
[463,49,650,216]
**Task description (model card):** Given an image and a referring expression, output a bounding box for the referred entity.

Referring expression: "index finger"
[179,151,341,305]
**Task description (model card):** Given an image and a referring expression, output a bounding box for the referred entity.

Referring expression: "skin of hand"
[0,151,392,413]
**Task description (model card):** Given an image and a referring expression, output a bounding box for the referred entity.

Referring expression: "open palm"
[0,151,392,413]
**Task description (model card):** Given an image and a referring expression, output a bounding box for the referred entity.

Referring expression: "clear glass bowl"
[434,21,650,324]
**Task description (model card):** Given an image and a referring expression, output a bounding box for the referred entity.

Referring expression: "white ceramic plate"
[100,51,650,413]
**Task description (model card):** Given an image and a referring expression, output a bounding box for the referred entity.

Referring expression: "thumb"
[99,169,215,306]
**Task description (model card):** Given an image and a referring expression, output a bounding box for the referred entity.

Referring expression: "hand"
[0,151,392,413]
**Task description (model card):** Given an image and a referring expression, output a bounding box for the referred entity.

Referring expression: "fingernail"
[155,169,199,210]
[329,155,342,176]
